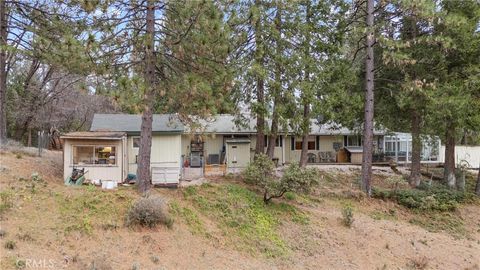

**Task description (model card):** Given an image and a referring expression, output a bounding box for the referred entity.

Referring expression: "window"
[265,135,283,148]
[72,145,116,165]
[294,137,315,150]
[275,136,283,147]
[73,146,94,164]
[346,135,362,147]
[385,141,396,152]
[133,137,140,148]
[295,141,303,150]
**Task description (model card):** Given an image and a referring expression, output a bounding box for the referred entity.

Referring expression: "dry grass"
[0,148,479,269]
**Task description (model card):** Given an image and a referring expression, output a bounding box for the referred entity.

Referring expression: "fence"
[37,131,50,157]
[439,145,480,169]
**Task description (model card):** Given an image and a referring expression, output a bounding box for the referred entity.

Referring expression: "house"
[61,114,184,185]
[60,113,441,186]
[181,115,386,172]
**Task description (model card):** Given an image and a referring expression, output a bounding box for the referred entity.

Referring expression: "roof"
[61,131,126,140]
[90,114,184,133]
[345,147,364,153]
[187,115,257,134]
[90,113,385,136]
[225,139,251,144]
[186,114,385,136]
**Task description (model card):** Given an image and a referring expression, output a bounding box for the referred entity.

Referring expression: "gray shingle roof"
[90,114,184,133]
[90,113,385,135]
[187,114,385,135]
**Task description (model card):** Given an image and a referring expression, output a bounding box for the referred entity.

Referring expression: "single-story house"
[61,114,184,185]
[61,113,442,185]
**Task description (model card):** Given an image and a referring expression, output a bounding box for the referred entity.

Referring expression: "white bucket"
[101,180,117,190]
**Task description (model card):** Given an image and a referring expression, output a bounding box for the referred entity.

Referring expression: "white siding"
[127,134,182,184]
[63,138,124,183]
[205,135,224,157]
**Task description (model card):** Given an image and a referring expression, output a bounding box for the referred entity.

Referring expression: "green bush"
[372,186,468,211]
[281,163,319,195]
[244,155,319,204]
[4,240,16,250]
[126,196,173,228]
[284,192,296,201]
[0,191,14,215]
[244,154,275,186]
[341,204,354,227]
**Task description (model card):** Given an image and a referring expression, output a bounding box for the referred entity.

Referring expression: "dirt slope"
[0,150,479,270]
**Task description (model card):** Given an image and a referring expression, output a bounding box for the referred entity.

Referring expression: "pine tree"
[91,0,232,193]
[1,1,95,144]
[0,0,6,144]
[288,0,351,167]
[376,0,440,187]
[361,0,375,195]
[429,0,480,188]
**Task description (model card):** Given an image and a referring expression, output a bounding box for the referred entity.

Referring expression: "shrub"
[31,172,43,182]
[386,175,409,192]
[408,256,429,269]
[0,191,14,215]
[281,163,319,195]
[126,196,173,228]
[284,192,296,201]
[244,154,275,186]
[372,186,468,211]
[4,240,16,250]
[341,204,354,227]
[244,155,319,204]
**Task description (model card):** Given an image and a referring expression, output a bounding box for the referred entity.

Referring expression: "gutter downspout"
[122,135,127,182]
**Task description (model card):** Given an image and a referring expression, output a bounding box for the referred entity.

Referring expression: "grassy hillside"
[0,149,479,269]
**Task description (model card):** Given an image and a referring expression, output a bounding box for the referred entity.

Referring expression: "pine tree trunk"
[0,0,7,145]
[409,110,422,187]
[476,163,480,196]
[137,0,155,194]
[299,2,311,168]
[299,104,310,167]
[265,92,276,158]
[361,0,375,196]
[27,127,32,147]
[253,0,265,156]
[255,82,265,156]
[266,108,278,159]
[266,6,282,160]
[444,123,456,189]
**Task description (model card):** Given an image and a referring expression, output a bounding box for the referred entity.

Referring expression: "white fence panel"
[439,145,480,168]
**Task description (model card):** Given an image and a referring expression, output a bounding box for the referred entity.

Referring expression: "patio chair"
[318,152,329,163]
[307,153,317,163]
[326,152,336,163]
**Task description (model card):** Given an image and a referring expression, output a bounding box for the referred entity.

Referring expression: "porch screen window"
[72,146,116,165]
